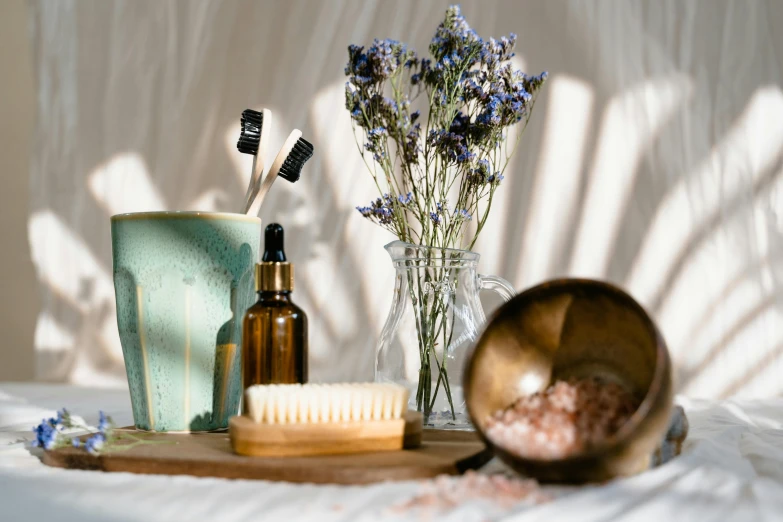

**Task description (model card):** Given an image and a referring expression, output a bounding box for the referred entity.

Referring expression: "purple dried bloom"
[84,433,105,455]
[32,419,59,450]
[456,151,475,163]
[345,5,547,243]
[477,95,503,126]
[466,159,492,186]
[449,112,470,136]
[428,130,472,164]
[487,173,505,184]
[430,6,481,61]
[368,127,387,139]
[403,123,422,164]
[455,209,472,220]
[463,78,483,101]
[98,411,110,433]
[374,206,394,224]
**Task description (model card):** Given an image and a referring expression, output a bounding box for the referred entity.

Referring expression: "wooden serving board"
[42,428,491,485]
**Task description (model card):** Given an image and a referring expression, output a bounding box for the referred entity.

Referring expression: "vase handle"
[478,274,516,302]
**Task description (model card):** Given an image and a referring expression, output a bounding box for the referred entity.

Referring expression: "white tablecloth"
[1,383,782,522]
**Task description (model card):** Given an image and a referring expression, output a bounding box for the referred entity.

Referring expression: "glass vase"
[375,241,516,429]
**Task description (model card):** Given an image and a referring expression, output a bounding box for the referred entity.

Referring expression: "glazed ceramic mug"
[111,211,261,431]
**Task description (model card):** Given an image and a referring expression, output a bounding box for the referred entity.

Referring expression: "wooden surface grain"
[42,427,491,485]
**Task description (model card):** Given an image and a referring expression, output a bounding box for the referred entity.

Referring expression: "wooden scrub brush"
[230,383,422,457]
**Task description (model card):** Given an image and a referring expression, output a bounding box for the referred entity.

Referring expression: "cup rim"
[110,211,261,224]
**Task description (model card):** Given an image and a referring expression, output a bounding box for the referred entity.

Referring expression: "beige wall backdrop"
[5,0,783,397]
[0,0,37,381]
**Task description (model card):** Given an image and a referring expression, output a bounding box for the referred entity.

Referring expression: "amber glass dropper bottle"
[242,224,308,401]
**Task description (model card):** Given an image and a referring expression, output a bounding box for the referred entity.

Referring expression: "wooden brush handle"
[242,154,260,212]
[229,410,423,457]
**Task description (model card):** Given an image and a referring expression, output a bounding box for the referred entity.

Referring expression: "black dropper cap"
[262,223,287,262]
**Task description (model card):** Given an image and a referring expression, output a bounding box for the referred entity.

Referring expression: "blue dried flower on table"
[31,408,170,456]
[84,433,106,455]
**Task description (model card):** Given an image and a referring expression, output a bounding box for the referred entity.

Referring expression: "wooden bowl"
[464,278,673,483]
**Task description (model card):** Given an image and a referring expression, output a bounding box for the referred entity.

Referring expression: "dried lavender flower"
[345,5,547,249]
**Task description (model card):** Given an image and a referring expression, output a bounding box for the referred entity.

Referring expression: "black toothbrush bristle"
[237,109,263,155]
[277,138,314,183]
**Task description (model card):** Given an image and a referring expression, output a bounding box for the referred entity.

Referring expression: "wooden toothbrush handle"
[247,129,302,217]
[248,169,279,216]
[242,154,261,213]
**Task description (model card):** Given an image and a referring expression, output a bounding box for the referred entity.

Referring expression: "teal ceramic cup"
[111,211,261,432]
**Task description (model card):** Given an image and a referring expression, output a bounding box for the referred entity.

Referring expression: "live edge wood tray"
[42,428,492,485]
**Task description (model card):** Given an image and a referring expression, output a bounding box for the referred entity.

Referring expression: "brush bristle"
[237,109,264,155]
[244,383,408,424]
[277,138,314,183]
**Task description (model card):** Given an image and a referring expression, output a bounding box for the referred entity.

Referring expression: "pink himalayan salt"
[485,377,638,460]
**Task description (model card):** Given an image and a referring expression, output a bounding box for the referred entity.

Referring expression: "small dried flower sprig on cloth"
[346,5,547,250]
[32,409,172,456]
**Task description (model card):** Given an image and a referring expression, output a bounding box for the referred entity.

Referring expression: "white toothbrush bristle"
[362,387,373,421]
[344,386,352,421]
[320,387,332,423]
[372,388,383,421]
[243,383,408,424]
[265,387,276,424]
[297,386,309,423]
[392,387,407,419]
[287,385,299,423]
[246,386,264,423]
[351,387,363,421]
[277,390,288,424]
[382,386,394,420]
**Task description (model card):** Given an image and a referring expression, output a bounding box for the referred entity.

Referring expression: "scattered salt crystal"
[392,470,550,514]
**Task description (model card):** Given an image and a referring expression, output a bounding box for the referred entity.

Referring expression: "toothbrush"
[236,108,272,213]
[246,129,314,217]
